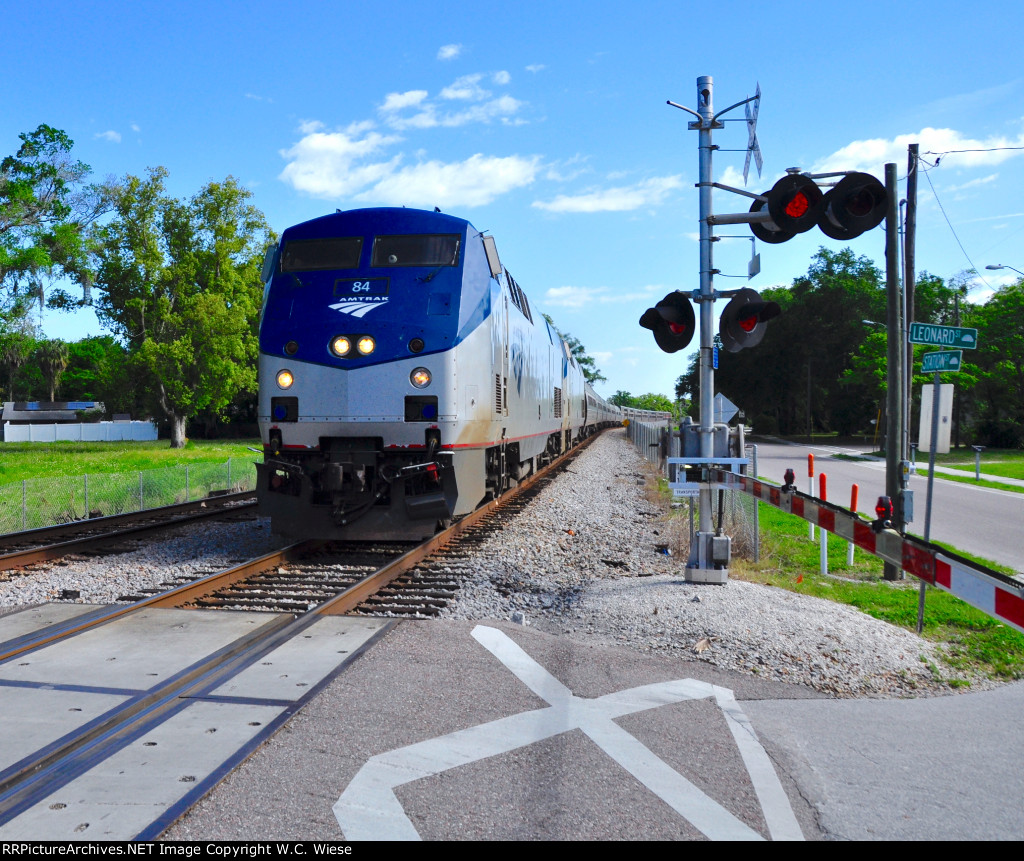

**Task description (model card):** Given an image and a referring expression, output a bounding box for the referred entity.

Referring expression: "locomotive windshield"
[281,237,363,272]
[371,234,460,267]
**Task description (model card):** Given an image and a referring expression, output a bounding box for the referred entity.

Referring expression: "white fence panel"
[4,421,158,443]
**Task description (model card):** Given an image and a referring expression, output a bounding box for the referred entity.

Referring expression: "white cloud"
[245,93,273,103]
[383,93,523,130]
[545,155,590,182]
[717,164,755,189]
[543,284,663,307]
[544,286,612,307]
[130,123,140,133]
[379,72,524,129]
[357,153,540,208]
[281,73,531,205]
[526,64,545,73]
[812,128,1024,176]
[441,74,488,101]
[532,176,684,213]
[380,90,429,112]
[437,44,462,60]
[944,173,998,193]
[278,125,402,198]
[94,130,121,143]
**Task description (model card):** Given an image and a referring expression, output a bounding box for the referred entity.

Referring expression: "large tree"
[679,248,887,436]
[967,277,1024,446]
[1,125,111,323]
[92,168,275,446]
[35,338,68,402]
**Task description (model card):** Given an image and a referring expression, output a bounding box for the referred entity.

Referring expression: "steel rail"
[0,431,606,828]
[317,430,603,615]
[0,495,256,572]
[1,429,605,658]
[0,490,254,548]
[0,540,316,663]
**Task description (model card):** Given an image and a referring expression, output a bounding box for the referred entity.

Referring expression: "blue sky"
[6,0,1024,402]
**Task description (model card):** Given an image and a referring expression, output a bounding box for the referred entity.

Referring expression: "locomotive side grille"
[554,387,562,418]
[495,374,502,414]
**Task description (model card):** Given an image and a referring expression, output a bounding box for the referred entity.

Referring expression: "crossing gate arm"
[709,468,1024,636]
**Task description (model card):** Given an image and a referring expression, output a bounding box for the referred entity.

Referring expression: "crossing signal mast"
[648,76,891,583]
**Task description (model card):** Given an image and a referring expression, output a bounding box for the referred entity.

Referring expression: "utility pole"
[904,143,918,458]
[884,162,904,581]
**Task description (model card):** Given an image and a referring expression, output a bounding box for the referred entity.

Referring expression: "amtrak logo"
[330,298,389,318]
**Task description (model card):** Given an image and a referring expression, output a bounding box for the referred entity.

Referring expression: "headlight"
[276,369,294,389]
[410,367,431,388]
[331,336,351,357]
[357,336,375,355]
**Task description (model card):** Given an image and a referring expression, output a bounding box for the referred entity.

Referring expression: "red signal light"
[784,192,810,219]
[872,495,894,533]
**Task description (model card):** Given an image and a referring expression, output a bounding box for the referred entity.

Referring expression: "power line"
[925,146,1024,157]
[921,164,993,293]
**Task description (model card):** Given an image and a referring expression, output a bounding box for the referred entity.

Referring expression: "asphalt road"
[751,439,1024,573]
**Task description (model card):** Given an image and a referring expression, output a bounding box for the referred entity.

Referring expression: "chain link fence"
[625,420,759,560]
[0,457,257,534]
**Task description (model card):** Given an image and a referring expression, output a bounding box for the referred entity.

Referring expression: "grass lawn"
[728,502,1024,683]
[0,439,262,483]
[939,451,1024,480]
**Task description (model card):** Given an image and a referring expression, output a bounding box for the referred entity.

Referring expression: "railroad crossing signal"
[639,291,696,353]
[817,172,888,240]
[742,83,762,185]
[748,174,822,244]
[739,172,888,244]
[718,288,780,352]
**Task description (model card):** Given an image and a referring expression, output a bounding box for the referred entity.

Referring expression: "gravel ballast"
[0,430,997,698]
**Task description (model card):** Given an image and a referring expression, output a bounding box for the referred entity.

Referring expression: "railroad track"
[0,492,257,576]
[0,434,598,832]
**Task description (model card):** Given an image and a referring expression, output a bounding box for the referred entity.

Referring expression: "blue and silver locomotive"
[256,207,624,541]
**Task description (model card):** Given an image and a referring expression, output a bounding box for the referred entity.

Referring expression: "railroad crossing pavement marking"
[333,625,804,842]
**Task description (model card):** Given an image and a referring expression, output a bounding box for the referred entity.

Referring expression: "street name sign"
[921,350,963,373]
[909,322,978,349]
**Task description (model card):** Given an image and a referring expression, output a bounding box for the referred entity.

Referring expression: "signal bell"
[718,287,780,352]
[639,291,695,353]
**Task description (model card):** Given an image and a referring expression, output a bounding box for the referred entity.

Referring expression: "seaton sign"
[909,322,978,350]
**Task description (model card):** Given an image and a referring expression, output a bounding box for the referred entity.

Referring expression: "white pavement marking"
[333,625,804,841]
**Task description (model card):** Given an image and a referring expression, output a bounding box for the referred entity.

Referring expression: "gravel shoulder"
[1,429,999,698]
[437,429,999,699]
